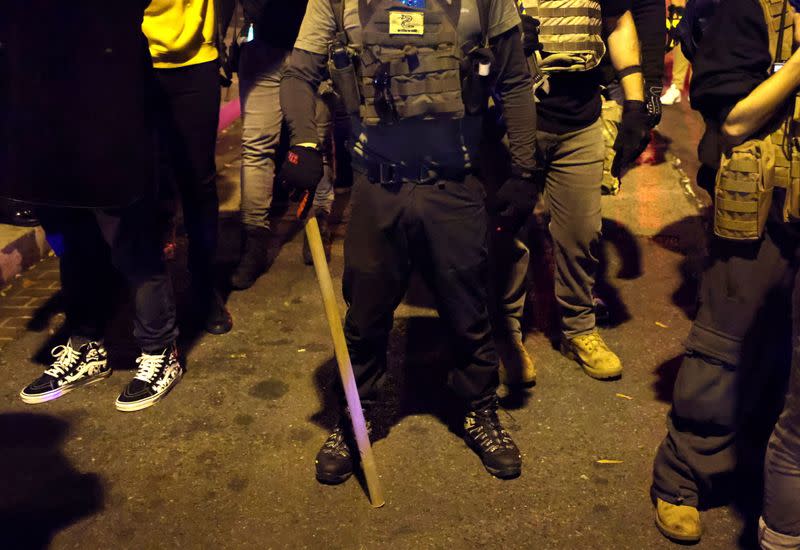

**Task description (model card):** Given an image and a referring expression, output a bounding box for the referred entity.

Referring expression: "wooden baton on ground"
[305,215,385,508]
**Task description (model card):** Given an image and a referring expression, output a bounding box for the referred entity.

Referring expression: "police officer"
[281,0,538,481]
[494,0,650,386]
[651,0,800,543]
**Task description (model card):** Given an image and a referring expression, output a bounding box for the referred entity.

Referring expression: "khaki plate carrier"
[713,0,800,241]
[519,0,606,73]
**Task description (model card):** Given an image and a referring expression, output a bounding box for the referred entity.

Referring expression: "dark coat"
[0,1,155,208]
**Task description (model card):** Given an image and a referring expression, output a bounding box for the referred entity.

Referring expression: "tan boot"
[560,330,622,379]
[655,498,702,543]
[498,338,537,387]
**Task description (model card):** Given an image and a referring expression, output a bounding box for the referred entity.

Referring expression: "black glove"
[611,100,651,178]
[280,145,324,194]
[646,89,662,128]
[490,169,540,235]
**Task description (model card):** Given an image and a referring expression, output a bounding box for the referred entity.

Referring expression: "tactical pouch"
[461,47,494,116]
[783,148,800,221]
[713,137,775,241]
[600,97,622,195]
[783,93,800,221]
[328,48,362,116]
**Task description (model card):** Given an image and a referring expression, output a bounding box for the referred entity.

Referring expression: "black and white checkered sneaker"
[20,339,110,404]
[115,344,183,412]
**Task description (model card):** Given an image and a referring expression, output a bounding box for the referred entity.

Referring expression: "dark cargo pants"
[652,205,800,508]
[343,171,499,409]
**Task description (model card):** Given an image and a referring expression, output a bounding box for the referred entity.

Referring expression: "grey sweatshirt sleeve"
[491,26,538,172]
[280,48,329,146]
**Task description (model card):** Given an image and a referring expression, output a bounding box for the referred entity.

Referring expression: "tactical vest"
[519,0,606,73]
[712,0,799,241]
[329,0,490,126]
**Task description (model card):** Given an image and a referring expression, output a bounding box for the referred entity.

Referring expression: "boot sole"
[20,366,111,404]
[466,440,522,479]
[315,471,353,485]
[560,344,622,380]
[655,511,702,543]
[485,464,521,479]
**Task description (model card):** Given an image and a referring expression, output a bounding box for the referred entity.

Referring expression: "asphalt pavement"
[0,102,765,550]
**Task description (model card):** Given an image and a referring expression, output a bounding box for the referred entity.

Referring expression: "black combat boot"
[303,211,332,266]
[463,400,521,479]
[315,413,372,484]
[231,225,271,290]
[193,287,233,335]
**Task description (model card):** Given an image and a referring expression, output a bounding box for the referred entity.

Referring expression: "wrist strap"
[618,65,642,79]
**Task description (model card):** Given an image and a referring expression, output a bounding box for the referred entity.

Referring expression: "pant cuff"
[650,484,700,509]
[759,517,800,549]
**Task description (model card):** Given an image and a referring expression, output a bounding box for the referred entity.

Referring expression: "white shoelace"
[134,351,166,383]
[45,343,81,377]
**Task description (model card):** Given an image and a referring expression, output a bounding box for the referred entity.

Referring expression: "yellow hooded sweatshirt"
[142,0,217,69]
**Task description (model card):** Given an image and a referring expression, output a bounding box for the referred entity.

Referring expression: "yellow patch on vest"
[389,11,424,35]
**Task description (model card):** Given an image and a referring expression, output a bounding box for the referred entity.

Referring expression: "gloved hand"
[490,170,540,235]
[611,100,651,178]
[646,89,663,128]
[280,144,324,194]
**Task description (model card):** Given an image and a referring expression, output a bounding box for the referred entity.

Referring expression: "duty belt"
[357,160,469,185]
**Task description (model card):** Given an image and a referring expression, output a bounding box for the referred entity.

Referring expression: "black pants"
[38,202,177,353]
[343,171,499,410]
[652,204,800,507]
[153,61,220,289]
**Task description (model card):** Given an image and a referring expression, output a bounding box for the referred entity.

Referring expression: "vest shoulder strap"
[758,0,792,63]
[477,0,491,44]
[330,0,346,34]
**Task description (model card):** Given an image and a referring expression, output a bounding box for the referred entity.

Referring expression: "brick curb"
[0,225,50,286]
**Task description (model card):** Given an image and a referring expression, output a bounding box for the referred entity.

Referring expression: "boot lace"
[45,342,81,377]
[134,351,167,384]
[466,409,516,454]
[579,332,604,354]
[322,427,350,458]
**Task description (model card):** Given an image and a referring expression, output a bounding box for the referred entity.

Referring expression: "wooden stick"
[305,216,385,508]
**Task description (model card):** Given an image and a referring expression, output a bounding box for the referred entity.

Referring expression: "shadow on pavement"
[652,354,682,404]
[0,413,104,550]
[651,215,708,320]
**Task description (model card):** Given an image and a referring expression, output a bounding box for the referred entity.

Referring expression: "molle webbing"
[520,0,605,73]
[759,0,793,63]
[356,0,466,125]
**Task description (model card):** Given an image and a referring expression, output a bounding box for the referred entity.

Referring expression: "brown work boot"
[560,330,622,380]
[497,337,536,387]
[655,498,702,543]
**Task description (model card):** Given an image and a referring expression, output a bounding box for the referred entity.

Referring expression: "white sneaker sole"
[20,365,111,404]
[114,368,183,413]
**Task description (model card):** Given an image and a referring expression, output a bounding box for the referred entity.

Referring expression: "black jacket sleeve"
[632,0,666,94]
[690,0,771,125]
[491,26,538,172]
[280,48,329,145]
